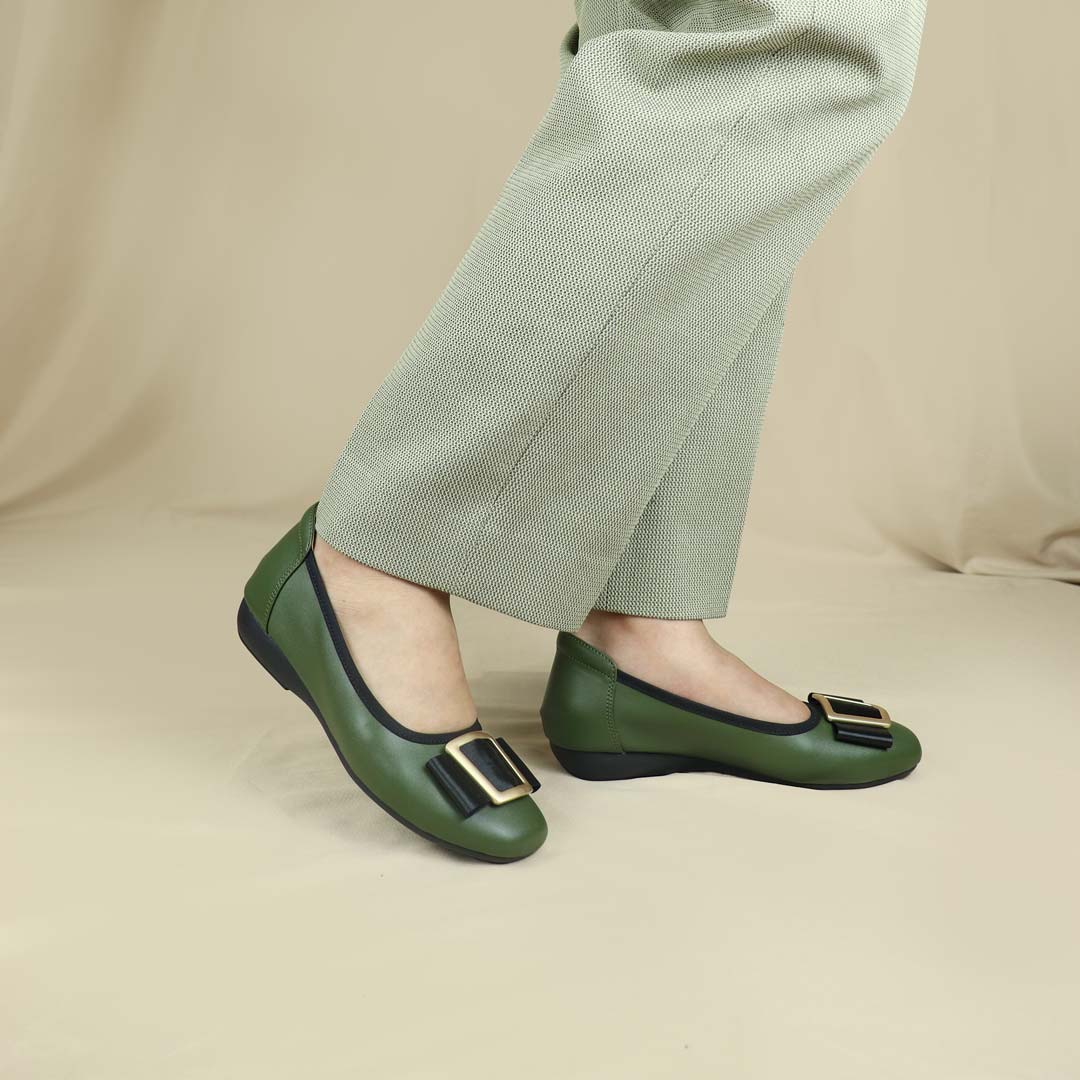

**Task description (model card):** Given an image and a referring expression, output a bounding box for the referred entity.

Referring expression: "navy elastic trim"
[305,550,479,745]
[615,669,819,736]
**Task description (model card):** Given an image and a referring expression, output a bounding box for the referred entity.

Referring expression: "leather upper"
[541,632,921,786]
[244,505,546,860]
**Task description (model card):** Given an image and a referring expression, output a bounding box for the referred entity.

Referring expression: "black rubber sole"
[236,600,525,863]
[549,743,915,790]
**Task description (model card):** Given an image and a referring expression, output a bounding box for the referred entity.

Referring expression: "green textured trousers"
[318,0,927,630]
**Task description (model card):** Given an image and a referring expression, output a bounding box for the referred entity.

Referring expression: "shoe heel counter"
[243,503,318,631]
[540,633,622,753]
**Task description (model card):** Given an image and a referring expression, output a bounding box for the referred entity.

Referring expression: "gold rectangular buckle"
[444,731,534,806]
[811,692,891,730]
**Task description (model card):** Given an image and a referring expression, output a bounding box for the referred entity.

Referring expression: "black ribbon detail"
[832,721,893,749]
[426,737,540,817]
[813,692,894,751]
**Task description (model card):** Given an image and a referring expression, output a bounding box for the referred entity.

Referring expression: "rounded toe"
[887,721,922,778]
[457,796,548,862]
[841,720,921,787]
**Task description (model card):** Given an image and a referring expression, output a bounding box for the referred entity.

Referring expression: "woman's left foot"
[237,504,547,862]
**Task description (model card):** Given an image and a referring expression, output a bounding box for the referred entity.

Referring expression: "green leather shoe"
[541,633,921,789]
[237,505,547,862]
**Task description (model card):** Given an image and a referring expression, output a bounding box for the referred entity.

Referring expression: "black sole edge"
[548,743,916,790]
[235,600,526,864]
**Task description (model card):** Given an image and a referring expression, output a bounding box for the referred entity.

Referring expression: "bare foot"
[312,535,476,735]
[575,611,810,724]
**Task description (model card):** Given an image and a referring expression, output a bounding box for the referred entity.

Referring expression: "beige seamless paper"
[1,3,1078,1078]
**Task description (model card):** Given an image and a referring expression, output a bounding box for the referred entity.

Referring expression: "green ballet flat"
[237,505,547,862]
[541,633,921,789]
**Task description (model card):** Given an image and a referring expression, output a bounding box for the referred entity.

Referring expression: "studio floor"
[3,508,1077,1079]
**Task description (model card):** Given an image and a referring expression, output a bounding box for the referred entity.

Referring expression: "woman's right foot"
[541,632,921,789]
[575,611,810,725]
[237,504,546,862]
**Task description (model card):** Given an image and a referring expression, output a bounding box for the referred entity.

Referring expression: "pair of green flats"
[238,506,922,863]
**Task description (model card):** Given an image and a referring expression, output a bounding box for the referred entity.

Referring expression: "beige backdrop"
[2,2,1079,1078]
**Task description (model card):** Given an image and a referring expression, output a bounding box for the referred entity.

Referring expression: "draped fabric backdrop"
[2,0,1077,579]
[2,3,1078,1078]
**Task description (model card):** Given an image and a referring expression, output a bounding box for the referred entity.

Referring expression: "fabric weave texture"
[319,0,927,629]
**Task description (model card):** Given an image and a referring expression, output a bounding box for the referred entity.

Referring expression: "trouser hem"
[315,506,599,631]
[316,506,734,630]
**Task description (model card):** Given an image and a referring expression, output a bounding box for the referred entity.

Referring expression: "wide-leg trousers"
[317,0,927,630]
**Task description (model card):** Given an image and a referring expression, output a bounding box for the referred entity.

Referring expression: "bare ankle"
[310,535,473,733]
[577,608,809,725]
[577,610,708,655]
[313,535,451,613]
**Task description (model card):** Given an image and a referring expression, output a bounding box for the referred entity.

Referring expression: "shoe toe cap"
[457,796,548,862]
[837,719,921,786]
[887,720,922,776]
